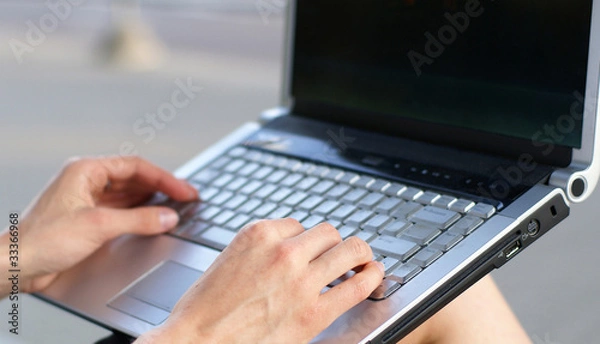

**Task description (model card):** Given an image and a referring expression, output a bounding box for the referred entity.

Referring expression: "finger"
[77,206,180,241]
[319,261,385,323]
[249,218,305,239]
[289,222,342,261]
[67,156,198,203]
[310,237,375,286]
[98,192,154,208]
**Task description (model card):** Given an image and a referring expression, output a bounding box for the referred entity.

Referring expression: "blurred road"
[0,2,598,343]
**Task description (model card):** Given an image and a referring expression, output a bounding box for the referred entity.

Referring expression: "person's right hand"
[136,218,385,344]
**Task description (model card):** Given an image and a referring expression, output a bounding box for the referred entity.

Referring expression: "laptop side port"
[503,240,522,260]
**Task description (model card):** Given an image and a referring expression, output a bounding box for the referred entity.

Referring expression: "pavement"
[0,2,598,343]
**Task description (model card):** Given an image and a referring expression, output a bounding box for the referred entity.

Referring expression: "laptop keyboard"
[167,146,497,300]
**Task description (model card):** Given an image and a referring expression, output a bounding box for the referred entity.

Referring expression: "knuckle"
[321,222,342,239]
[243,220,272,241]
[282,217,302,228]
[345,236,372,259]
[275,241,298,262]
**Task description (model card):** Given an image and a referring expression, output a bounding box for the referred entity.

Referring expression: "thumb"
[79,206,180,241]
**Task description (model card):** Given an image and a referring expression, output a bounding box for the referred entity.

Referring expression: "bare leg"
[397,275,532,344]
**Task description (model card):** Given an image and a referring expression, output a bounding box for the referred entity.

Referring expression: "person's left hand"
[0,156,198,295]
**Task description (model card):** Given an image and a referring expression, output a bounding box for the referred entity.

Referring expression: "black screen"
[292,0,592,148]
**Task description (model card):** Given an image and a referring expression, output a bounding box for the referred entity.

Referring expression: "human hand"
[137,219,385,344]
[0,156,198,296]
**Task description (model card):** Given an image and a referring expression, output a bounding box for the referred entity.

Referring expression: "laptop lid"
[283,0,595,170]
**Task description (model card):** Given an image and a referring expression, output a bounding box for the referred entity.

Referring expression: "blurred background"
[0,1,597,343]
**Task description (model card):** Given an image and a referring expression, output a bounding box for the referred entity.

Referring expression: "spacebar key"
[197,226,236,251]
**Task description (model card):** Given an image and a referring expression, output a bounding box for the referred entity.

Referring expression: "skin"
[0,156,532,344]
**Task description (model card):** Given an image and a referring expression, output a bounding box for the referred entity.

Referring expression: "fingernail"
[160,210,180,230]
[374,261,385,275]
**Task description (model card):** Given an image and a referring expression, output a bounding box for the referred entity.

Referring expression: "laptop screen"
[291,0,593,150]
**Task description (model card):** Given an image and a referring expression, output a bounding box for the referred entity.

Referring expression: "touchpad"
[108,261,203,325]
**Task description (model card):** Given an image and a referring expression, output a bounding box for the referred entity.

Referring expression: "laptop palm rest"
[108,261,203,325]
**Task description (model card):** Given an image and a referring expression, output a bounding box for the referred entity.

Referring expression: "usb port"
[503,240,522,260]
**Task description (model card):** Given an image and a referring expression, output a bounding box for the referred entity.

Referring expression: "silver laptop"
[37,1,600,343]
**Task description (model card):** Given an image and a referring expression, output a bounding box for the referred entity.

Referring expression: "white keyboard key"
[223,159,245,173]
[253,202,278,218]
[409,247,443,268]
[329,204,356,221]
[192,169,220,184]
[391,202,423,219]
[338,226,358,239]
[381,220,411,236]
[389,263,421,284]
[237,162,260,176]
[269,188,294,203]
[449,199,475,213]
[345,210,374,226]
[239,180,262,195]
[400,224,441,246]
[310,180,336,195]
[210,191,234,206]
[375,198,404,214]
[378,256,401,274]
[409,206,461,229]
[399,187,424,201]
[295,176,320,191]
[432,195,457,209]
[297,195,324,211]
[267,206,293,219]
[384,183,407,197]
[224,177,249,192]
[448,216,483,235]
[199,226,236,251]
[237,199,262,214]
[323,169,345,180]
[416,191,441,205]
[325,184,351,199]
[368,179,391,192]
[282,192,309,207]
[313,200,340,216]
[468,203,497,219]
[224,214,252,231]
[253,184,278,199]
[227,147,247,157]
[430,232,463,252]
[352,176,376,189]
[266,170,288,183]
[354,230,377,243]
[370,235,420,260]
[288,211,309,223]
[253,166,274,180]
[338,172,359,184]
[362,214,393,232]
[302,215,325,228]
[342,189,368,204]
[358,193,386,208]
[280,173,304,187]
[212,174,234,188]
